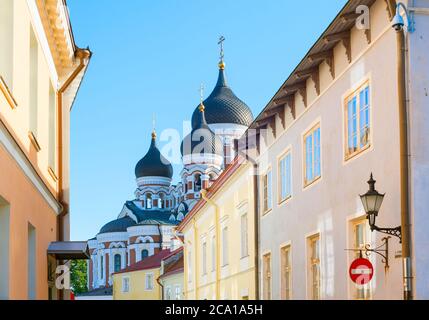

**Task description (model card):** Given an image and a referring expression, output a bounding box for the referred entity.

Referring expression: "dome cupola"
[181,103,223,157]
[135,131,173,179]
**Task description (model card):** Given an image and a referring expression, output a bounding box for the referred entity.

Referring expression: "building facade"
[178,159,256,300]
[158,247,184,300]
[247,0,429,300]
[0,0,90,300]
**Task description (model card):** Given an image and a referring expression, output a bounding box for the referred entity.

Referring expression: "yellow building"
[112,250,171,300]
[0,0,90,299]
[178,158,257,300]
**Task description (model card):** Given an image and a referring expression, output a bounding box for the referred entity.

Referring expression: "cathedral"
[87,44,254,290]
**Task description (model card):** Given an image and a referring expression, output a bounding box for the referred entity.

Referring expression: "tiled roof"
[113,250,171,275]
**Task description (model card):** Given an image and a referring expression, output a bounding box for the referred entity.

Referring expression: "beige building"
[243,0,429,300]
[178,158,257,300]
[0,0,90,299]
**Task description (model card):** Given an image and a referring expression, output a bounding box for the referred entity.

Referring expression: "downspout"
[201,190,221,300]
[56,48,91,300]
[192,218,199,299]
[395,12,413,301]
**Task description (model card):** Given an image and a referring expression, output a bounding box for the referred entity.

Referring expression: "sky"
[68,0,348,241]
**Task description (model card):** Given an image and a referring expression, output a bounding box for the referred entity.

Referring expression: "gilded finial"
[218,36,225,70]
[152,113,157,139]
[199,83,205,112]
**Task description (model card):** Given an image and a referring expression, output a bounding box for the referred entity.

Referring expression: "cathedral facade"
[87,54,254,291]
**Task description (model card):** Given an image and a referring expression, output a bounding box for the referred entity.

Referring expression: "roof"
[135,134,173,179]
[191,67,254,127]
[160,248,184,279]
[125,201,179,226]
[76,287,113,297]
[47,241,90,260]
[114,250,172,275]
[181,106,224,157]
[99,216,136,234]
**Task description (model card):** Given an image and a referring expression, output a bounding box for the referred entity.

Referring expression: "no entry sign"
[349,258,374,285]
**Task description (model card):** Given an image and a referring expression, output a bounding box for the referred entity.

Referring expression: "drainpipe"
[192,218,199,299]
[200,190,221,300]
[56,48,91,300]
[157,276,165,300]
[394,12,413,301]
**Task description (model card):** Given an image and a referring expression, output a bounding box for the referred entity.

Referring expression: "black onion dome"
[135,133,173,179]
[99,216,136,234]
[181,105,223,157]
[191,67,253,128]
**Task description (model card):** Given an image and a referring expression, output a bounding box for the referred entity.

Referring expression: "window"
[279,151,292,203]
[202,241,207,275]
[281,245,292,300]
[194,174,202,192]
[352,220,372,300]
[211,235,216,272]
[175,286,181,300]
[304,124,321,186]
[141,249,149,261]
[158,193,166,209]
[166,287,172,300]
[48,84,57,174]
[29,27,39,138]
[308,234,321,300]
[100,255,104,280]
[262,170,272,213]
[187,250,192,283]
[0,197,10,299]
[114,254,121,273]
[241,213,248,258]
[145,273,154,290]
[28,223,36,300]
[345,83,371,159]
[222,227,228,266]
[122,277,130,293]
[263,253,272,300]
[146,194,152,209]
[0,0,14,88]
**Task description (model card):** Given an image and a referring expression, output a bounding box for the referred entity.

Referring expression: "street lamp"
[391,2,414,33]
[360,174,402,242]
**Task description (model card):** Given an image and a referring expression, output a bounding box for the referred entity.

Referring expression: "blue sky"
[68,0,347,240]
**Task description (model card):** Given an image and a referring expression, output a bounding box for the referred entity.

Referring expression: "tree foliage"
[70,260,88,294]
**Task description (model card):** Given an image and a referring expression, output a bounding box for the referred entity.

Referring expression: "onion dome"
[135,131,173,179]
[99,216,136,234]
[181,103,223,157]
[191,62,254,128]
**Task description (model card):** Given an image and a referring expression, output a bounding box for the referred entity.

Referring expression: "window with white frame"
[29,27,39,138]
[279,151,292,202]
[211,235,216,272]
[175,286,181,300]
[263,253,272,300]
[0,0,14,87]
[222,227,229,266]
[122,277,130,293]
[308,234,321,300]
[262,170,272,213]
[187,249,192,283]
[202,241,207,275]
[345,82,370,159]
[352,219,372,300]
[281,245,292,300]
[165,287,172,300]
[304,124,321,186]
[145,273,154,290]
[241,213,248,258]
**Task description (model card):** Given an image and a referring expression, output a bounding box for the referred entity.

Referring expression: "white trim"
[0,121,61,214]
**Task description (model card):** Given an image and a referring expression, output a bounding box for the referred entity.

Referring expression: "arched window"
[194,174,202,192]
[146,193,152,209]
[159,193,165,209]
[141,249,149,260]
[184,182,188,193]
[114,254,121,273]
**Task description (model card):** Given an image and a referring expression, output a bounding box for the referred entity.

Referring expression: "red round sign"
[349,258,374,285]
